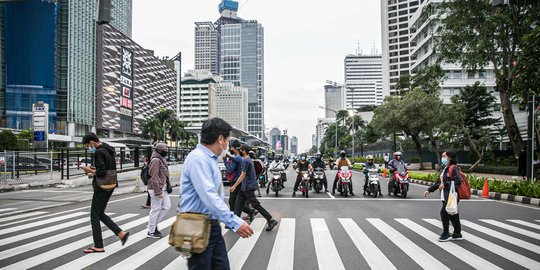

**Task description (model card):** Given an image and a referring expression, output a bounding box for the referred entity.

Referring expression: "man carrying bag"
[174,118,253,269]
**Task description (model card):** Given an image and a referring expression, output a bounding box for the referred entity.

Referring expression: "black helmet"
[340,150,346,158]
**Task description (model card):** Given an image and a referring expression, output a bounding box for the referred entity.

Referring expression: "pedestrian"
[518,146,527,180]
[81,133,129,253]
[424,151,463,242]
[147,143,172,238]
[230,144,278,231]
[384,153,390,169]
[223,140,253,216]
[179,118,253,269]
[140,158,151,209]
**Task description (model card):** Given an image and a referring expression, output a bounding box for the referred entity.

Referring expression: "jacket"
[312,159,326,170]
[336,158,351,169]
[388,159,406,173]
[428,165,462,201]
[363,163,378,174]
[225,155,243,184]
[148,151,170,196]
[269,161,285,171]
[93,143,117,189]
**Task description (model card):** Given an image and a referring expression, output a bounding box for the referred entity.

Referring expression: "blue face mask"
[441,157,448,165]
[88,146,96,153]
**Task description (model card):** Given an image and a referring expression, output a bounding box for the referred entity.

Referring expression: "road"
[0,168,539,270]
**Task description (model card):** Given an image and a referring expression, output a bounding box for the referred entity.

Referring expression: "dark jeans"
[441,201,461,235]
[188,224,229,270]
[229,185,251,215]
[332,174,353,193]
[234,190,272,222]
[91,188,122,248]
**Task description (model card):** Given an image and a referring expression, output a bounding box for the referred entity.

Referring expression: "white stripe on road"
[367,218,449,270]
[0,214,137,261]
[461,220,540,254]
[228,218,267,270]
[396,219,502,270]
[108,233,172,270]
[311,218,345,270]
[507,220,540,230]
[424,219,540,269]
[0,211,47,224]
[2,216,148,270]
[0,213,113,246]
[480,219,540,239]
[53,216,176,270]
[267,218,295,270]
[339,218,396,270]
[0,211,88,235]
[327,192,335,199]
[0,208,17,213]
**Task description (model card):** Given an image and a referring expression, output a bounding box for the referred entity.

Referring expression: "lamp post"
[319,106,338,158]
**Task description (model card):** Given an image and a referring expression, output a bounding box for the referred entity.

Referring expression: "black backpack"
[140,158,157,185]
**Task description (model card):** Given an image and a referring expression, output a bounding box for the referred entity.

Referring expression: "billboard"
[119,46,133,132]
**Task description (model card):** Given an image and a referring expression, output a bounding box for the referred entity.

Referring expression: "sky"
[132,0,381,152]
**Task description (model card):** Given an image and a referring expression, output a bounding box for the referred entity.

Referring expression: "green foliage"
[0,130,18,151]
[140,108,189,145]
[396,64,445,95]
[17,128,33,142]
[513,25,540,102]
[460,165,518,176]
[364,124,381,144]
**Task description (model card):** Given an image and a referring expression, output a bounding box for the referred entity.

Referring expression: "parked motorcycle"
[367,168,381,198]
[269,169,284,197]
[389,164,410,198]
[299,170,311,198]
[337,166,352,197]
[312,168,325,193]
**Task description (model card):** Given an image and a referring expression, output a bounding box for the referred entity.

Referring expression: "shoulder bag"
[96,170,118,191]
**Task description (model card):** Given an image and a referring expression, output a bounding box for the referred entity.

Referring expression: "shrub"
[461,165,517,176]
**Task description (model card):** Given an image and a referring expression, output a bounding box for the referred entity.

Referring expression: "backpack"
[253,159,265,176]
[140,157,157,185]
[225,159,236,181]
[449,165,471,199]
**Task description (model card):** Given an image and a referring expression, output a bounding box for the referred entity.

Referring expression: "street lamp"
[318,105,338,158]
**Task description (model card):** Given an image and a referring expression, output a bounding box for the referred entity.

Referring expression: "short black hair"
[200,118,232,145]
[444,151,458,165]
[230,139,242,149]
[82,133,100,144]
[240,144,251,154]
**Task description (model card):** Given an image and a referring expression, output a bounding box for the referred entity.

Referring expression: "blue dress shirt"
[179,144,244,232]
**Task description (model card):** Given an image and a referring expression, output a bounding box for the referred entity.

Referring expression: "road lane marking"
[461,220,540,254]
[253,197,488,201]
[424,218,540,269]
[396,218,502,270]
[228,218,267,270]
[0,211,47,224]
[367,218,449,270]
[0,214,136,261]
[108,231,172,270]
[480,219,540,239]
[507,219,540,230]
[0,208,17,213]
[327,192,335,199]
[2,216,149,270]
[339,218,396,270]
[0,211,88,235]
[53,216,176,270]
[311,218,345,270]
[267,218,295,270]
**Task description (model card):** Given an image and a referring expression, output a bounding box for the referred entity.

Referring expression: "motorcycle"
[258,167,267,188]
[337,166,352,197]
[328,161,336,170]
[268,169,284,197]
[366,168,381,198]
[299,170,311,198]
[389,164,410,198]
[312,168,325,193]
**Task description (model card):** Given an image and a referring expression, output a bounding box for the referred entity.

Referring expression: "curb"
[409,179,540,207]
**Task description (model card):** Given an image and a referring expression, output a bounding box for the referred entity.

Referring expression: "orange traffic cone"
[482,179,489,198]
[383,168,387,178]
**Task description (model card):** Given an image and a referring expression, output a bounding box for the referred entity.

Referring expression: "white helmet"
[366,155,373,160]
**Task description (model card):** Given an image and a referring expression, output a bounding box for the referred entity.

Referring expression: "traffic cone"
[383,168,387,178]
[482,179,489,198]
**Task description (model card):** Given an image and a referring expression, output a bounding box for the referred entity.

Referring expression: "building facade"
[179,70,218,128]
[315,118,336,151]
[290,136,298,155]
[324,84,346,118]
[215,81,248,131]
[268,127,281,151]
[194,22,219,75]
[344,54,383,108]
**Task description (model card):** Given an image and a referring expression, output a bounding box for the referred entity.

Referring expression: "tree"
[396,64,445,95]
[435,0,540,156]
[17,128,33,142]
[154,108,176,143]
[364,123,381,144]
[0,130,18,151]
[140,117,162,143]
[513,25,540,102]
[335,110,350,126]
[450,82,501,170]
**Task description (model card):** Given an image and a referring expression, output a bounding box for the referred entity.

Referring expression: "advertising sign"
[119,46,134,132]
[32,102,49,149]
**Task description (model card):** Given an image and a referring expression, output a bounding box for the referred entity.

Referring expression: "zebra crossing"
[0,209,539,270]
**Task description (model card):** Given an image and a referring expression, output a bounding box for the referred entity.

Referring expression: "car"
[0,155,50,171]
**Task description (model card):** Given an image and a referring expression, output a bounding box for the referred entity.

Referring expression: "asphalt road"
[0,168,539,270]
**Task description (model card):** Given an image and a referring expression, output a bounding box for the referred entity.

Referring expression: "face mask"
[441,157,448,165]
[229,149,235,155]
[219,136,229,157]
[301,157,306,161]
[159,151,168,157]
[88,147,96,154]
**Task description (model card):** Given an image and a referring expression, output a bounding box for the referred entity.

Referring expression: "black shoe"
[325,189,329,192]
[147,232,161,239]
[331,191,335,195]
[438,233,451,242]
[451,233,463,241]
[248,211,255,223]
[350,192,355,196]
[363,191,367,195]
[292,192,296,197]
[252,209,259,217]
[281,184,285,189]
[266,219,278,231]
[154,228,161,235]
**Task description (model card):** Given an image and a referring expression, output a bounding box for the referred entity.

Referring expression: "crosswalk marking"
[367,218,450,270]
[0,211,88,235]
[0,208,17,213]
[396,218,502,270]
[480,219,540,239]
[0,211,48,224]
[52,216,177,270]
[338,218,396,270]
[0,214,137,261]
[108,232,171,270]
[461,220,540,254]
[267,218,295,270]
[311,218,345,270]
[424,219,540,269]
[228,218,267,270]
[2,216,149,270]
[508,219,540,230]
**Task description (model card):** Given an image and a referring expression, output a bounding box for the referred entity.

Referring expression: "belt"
[210,219,220,225]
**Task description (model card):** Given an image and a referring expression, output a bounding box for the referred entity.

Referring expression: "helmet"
[260,155,266,162]
[393,151,402,156]
[300,154,307,161]
[315,152,322,159]
[366,155,373,160]
[340,150,346,158]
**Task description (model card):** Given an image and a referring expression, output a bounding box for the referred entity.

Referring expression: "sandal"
[83,247,105,253]
[120,231,130,246]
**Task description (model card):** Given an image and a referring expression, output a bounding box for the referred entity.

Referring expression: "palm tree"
[168,117,187,147]
[335,110,350,126]
[346,114,366,134]
[140,117,162,143]
[155,108,176,143]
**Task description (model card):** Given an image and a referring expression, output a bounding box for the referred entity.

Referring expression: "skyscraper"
[215,81,248,131]
[290,136,298,155]
[324,84,345,118]
[344,54,383,108]
[194,0,264,139]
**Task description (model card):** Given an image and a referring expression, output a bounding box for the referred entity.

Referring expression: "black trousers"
[441,201,461,235]
[332,174,353,193]
[229,185,251,215]
[188,224,229,270]
[234,190,272,222]
[91,188,122,248]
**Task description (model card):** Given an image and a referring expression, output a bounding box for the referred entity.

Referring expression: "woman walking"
[424,151,463,242]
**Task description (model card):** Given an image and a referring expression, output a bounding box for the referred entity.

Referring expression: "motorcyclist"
[332,150,354,196]
[267,155,286,193]
[311,152,329,192]
[292,154,313,197]
[387,151,407,195]
[363,155,383,196]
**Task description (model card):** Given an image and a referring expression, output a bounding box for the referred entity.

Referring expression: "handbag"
[95,170,118,191]
[445,181,459,215]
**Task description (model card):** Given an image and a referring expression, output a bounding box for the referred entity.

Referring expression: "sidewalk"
[410,170,517,181]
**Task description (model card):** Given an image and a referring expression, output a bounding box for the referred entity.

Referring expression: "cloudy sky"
[132,0,381,152]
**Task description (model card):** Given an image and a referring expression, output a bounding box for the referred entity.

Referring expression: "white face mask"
[220,136,229,157]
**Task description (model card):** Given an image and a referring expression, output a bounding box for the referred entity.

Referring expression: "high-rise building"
[381,0,420,97]
[195,0,264,139]
[280,129,289,154]
[268,127,281,151]
[215,81,248,131]
[344,54,383,108]
[110,0,133,38]
[315,118,335,150]
[179,70,218,128]
[290,136,298,155]
[324,84,346,118]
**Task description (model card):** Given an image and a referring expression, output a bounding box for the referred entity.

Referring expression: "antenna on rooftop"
[356,40,362,55]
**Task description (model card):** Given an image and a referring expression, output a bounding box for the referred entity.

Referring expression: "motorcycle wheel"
[275,189,279,197]
[387,181,393,196]
[304,182,309,198]
[343,185,349,197]
[371,185,377,198]
[401,184,408,198]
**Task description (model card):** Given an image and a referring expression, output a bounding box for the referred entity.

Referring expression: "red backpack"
[449,165,471,199]
[225,159,236,181]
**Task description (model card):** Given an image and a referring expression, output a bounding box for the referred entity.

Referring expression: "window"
[452,70,461,79]
[479,70,486,79]
[468,71,476,79]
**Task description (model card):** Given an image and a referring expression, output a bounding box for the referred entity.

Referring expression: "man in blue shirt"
[230,144,278,231]
[223,140,252,216]
[179,118,253,270]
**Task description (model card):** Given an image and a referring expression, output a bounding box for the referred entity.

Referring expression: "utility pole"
[526,94,535,182]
